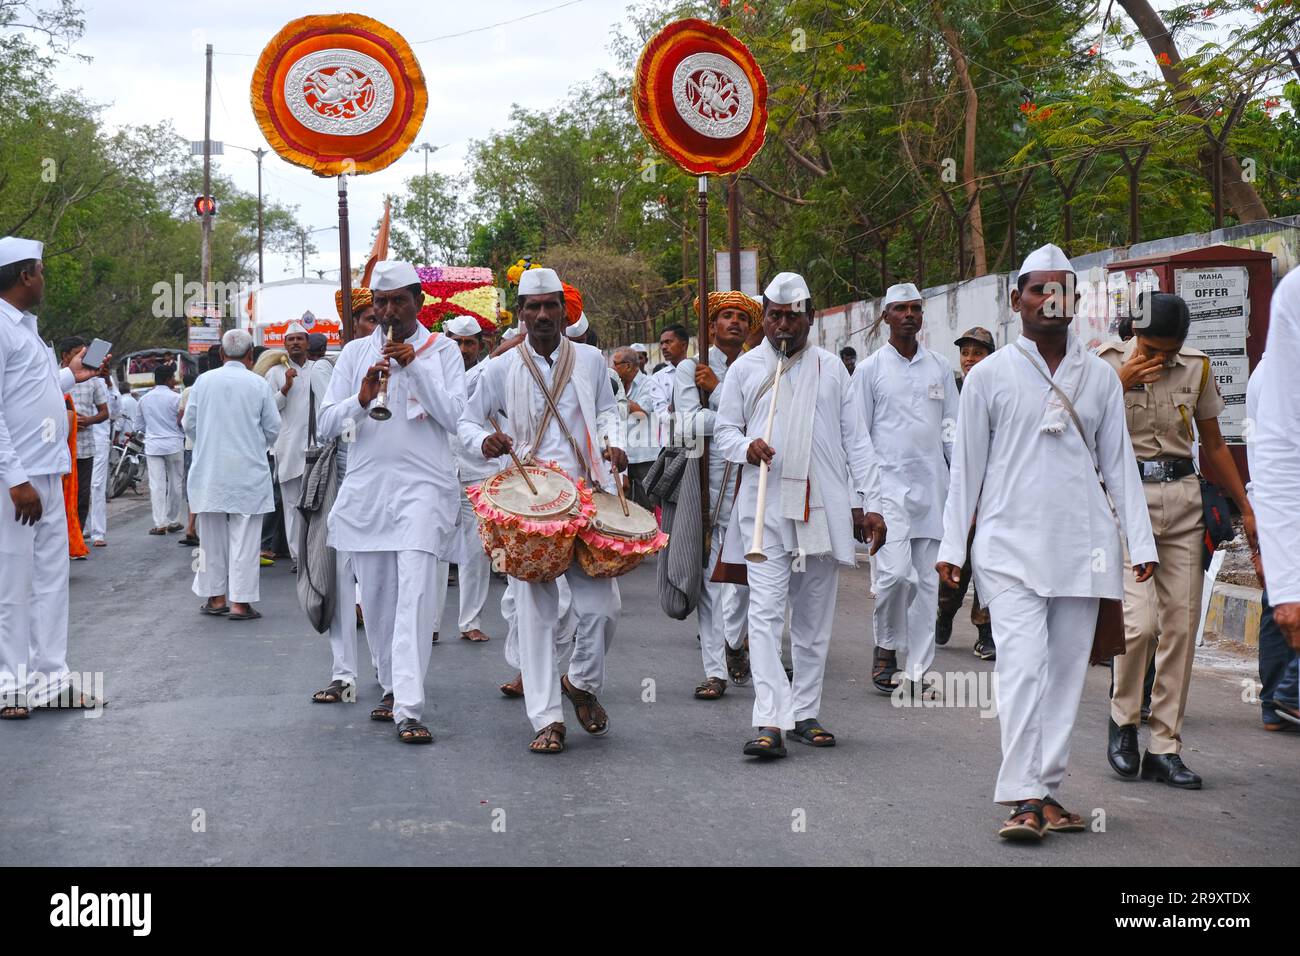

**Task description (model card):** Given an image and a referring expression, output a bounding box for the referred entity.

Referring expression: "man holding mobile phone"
[0,237,109,719]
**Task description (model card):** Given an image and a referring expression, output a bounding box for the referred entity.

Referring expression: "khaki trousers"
[1111,475,1204,754]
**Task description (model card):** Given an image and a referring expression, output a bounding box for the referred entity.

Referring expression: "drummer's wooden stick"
[488,414,538,496]
[746,341,788,563]
[604,435,630,517]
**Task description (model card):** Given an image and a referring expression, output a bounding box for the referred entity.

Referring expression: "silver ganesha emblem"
[671,52,753,139]
[284,48,396,137]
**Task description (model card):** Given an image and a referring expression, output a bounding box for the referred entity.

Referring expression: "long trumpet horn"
[745,340,787,563]
[368,324,395,421]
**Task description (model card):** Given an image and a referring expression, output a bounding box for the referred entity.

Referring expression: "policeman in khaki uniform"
[1097,292,1257,789]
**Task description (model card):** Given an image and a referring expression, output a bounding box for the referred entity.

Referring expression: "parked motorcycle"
[108,433,145,499]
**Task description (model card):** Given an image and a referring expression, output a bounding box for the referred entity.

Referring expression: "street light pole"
[417,142,436,263]
[255,147,266,284]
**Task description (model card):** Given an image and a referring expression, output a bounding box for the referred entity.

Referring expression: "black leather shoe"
[1107,718,1140,778]
[1140,751,1202,789]
[934,617,952,647]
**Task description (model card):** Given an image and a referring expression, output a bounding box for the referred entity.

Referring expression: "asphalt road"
[3,489,1296,867]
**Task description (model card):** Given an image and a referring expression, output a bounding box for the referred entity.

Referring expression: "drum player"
[459,267,629,755]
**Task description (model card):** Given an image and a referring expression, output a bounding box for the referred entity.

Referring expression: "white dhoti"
[0,473,71,706]
[745,553,839,730]
[986,585,1099,803]
[871,530,941,682]
[456,482,491,633]
[279,475,303,565]
[87,433,110,541]
[698,523,749,681]
[352,550,439,722]
[513,565,619,731]
[146,451,185,528]
[192,512,261,603]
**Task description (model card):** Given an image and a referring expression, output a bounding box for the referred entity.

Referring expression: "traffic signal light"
[194,196,217,217]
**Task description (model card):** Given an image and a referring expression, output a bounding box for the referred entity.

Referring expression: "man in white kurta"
[184,330,281,619]
[137,366,186,534]
[316,261,465,744]
[0,237,107,716]
[263,320,319,569]
[937,244,1158,837]
[676,292,761,698]
[85,368,120,546]
[460,268,626,754]
[1252,267,1300,650]
[854,282,959,693]
[444,315,496,643]
[715,272,886,756]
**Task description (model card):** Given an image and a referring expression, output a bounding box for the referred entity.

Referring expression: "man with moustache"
[937,244,1157,841]
[714,272,886,758]
[460,268,627,755]
[263,318,320,572]
[315,261,466,745]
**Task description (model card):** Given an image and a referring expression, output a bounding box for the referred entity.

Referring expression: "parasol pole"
[338,173,355,343]
[697,174,712,564]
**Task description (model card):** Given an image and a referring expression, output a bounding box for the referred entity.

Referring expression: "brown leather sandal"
[529,721,566,754]
[694,676,727,700]
[1042,796,1086,832]
[499,673,524,698]
[369,693,394,722]
[561,674,609,736]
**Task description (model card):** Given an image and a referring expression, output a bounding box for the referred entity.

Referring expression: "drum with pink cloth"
[575,491,668,578]
[467,462,595,583]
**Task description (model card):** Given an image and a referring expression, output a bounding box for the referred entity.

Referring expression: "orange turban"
[694,290,763,331]
[562,282,584,326]
[335,287,373,319]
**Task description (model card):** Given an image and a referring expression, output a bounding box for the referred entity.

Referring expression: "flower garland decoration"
[414,264,500,332]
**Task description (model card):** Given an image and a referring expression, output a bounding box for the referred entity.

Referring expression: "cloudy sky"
[55,0,632,282]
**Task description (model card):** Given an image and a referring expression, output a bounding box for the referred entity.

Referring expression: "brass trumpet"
[368,324,394,421]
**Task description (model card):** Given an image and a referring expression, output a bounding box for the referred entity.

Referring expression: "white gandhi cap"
[763,272,812,310]
[370,260,421,291]
[0,236,43,267]
[518,267,563,296]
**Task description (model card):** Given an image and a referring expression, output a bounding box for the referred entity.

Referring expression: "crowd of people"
[3,231,1299,842]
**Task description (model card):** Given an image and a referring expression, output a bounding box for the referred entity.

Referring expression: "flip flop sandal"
[312,680,353,704]
[499,674,524,698]
[791,718,836,747]
[227,609,263,621]
[369,693,395,722]
[460,630,490,642]
[199,601,229,615]
[872,647,900,695]
[0,705,30,720]
[1042,796,1086,832]
[529,721,566,754]
[561,675,609,736]
[743,729,787,759]
[694,676,727,700]
[998,801,1046,842]
[396,718,434,744]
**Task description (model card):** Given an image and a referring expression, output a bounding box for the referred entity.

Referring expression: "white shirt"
[624,370,660,464]
[673,348,739,522]
[460,337,620,493]
[183,360,281,514]
[94,384,120,443]
[938,334,1158,603]
[452,360,498,483]
[137,385,185,456]
[115,393,139,438]
[853,342,959,540]
[265,358,320,482]
[0,297,74,486]
[317,324,466,555]
[714,343,883,566]
[1252,268,1300,603]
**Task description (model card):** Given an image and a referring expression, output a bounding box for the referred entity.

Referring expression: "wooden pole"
[697,174,712,561]
[201,44,213,317]
[338,174,355,343]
